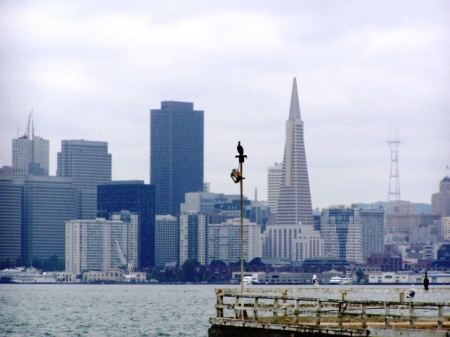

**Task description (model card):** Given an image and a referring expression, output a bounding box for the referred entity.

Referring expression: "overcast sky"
[1,1,449,209]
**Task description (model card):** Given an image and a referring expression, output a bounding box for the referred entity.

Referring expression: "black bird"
[237,141,244,155]
[406,285,416,301]
[423,270,430,291]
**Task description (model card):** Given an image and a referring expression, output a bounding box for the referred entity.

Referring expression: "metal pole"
[240,160,244,299]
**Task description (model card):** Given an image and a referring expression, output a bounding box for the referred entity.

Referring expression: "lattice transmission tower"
[387,129,401,210]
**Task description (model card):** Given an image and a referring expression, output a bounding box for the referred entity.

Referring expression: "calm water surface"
[1,284,449,336]
[1,284,218,337]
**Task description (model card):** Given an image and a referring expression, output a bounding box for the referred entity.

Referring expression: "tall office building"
[320,205,363,263]
[0,175,22,263]
[432,176,450,217]
[207,218,262,265]
[97,181,156,268]
[155,215,179,267]
[179,212,207,265]
[361,207,385,262]
[275,78,314,226]
[267,162,282,214]
[262,224,323,261]
[150,101,204,215]
[22,176,77,261]
[65,213,138,274]
[57,140,111,219]
[12,114,49,185]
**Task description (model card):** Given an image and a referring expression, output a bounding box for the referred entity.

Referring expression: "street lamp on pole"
[230,141,247,306]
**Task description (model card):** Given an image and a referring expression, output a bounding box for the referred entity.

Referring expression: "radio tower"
[387,129,401,212]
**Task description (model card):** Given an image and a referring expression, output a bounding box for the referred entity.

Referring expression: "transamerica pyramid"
[275,78,314,226]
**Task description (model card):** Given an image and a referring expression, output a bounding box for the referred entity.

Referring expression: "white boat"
[329,276,351,285]
[243,276,252,285]
[0,267,57,284]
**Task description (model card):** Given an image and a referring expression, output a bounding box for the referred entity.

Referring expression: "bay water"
[1,284,448,336]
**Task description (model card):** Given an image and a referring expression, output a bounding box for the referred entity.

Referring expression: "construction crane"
[20,109,33,139]
[114,240,136,282]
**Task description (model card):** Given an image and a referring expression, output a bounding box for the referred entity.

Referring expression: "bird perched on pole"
[236,141,247,163]
[237,141,244,155]
[423,270,430,291]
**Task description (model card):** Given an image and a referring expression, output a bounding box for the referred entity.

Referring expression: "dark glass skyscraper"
[150,101,204,215]
[97,181,156,268]
[0,175,22,263]
[22,176,77,260]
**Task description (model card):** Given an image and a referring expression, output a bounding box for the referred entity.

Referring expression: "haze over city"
[1,1,449,209]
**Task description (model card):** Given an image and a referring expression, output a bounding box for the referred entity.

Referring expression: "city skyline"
[1,2,449,209]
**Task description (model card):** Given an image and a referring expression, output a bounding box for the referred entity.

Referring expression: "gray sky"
[1,1,449,209]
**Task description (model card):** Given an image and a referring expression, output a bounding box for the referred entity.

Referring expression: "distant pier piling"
[209,287,450,337]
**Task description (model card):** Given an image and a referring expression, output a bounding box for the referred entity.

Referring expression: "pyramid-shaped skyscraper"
[275,78,314,226]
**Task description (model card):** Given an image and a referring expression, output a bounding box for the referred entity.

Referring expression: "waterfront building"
[432,176,450,217]
[262,224,323,261]
[179,212,206,265]
[267,162,282,214]
[0,175,22,263]
[150,101,204,215]
[65,213,138,275]
[12,115,49,184]
[275,78,314,227]
[155,215,179,267]
[23,176,77,261]
[82,268,146,283]
[207,218,262,265]
[361,207,385,262]
[57,140,111,219]
[97,181,156,268]
[321,205,364,264]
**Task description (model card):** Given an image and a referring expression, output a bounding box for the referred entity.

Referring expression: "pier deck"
[209,287,450,337]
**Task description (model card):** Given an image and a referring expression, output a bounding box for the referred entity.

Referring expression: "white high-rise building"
[275,78,314,227]
[179,212,207,265]
[207,218,262,265]
[65,213,138,274]
[267,162,282,214]
[12,114,49,184]
[262,224,323,261]
[155,215,179,267]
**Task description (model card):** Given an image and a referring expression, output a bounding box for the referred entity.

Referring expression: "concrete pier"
[209,287,450,337]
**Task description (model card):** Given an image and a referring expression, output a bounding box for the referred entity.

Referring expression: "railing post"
[341,291,347,302]
[409,302,415,328]
[294,298,299,324]
[282,289,288,317]
[384,302,390,328]
[254,297,259,321]
[273,297,279,322]
[338,302,343,328]
[216,289,224,318]
[361,303,367,329]
[316,300,322,326]
[399,292,404,303]
[235,294,240,319]
[437,305,443,330]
